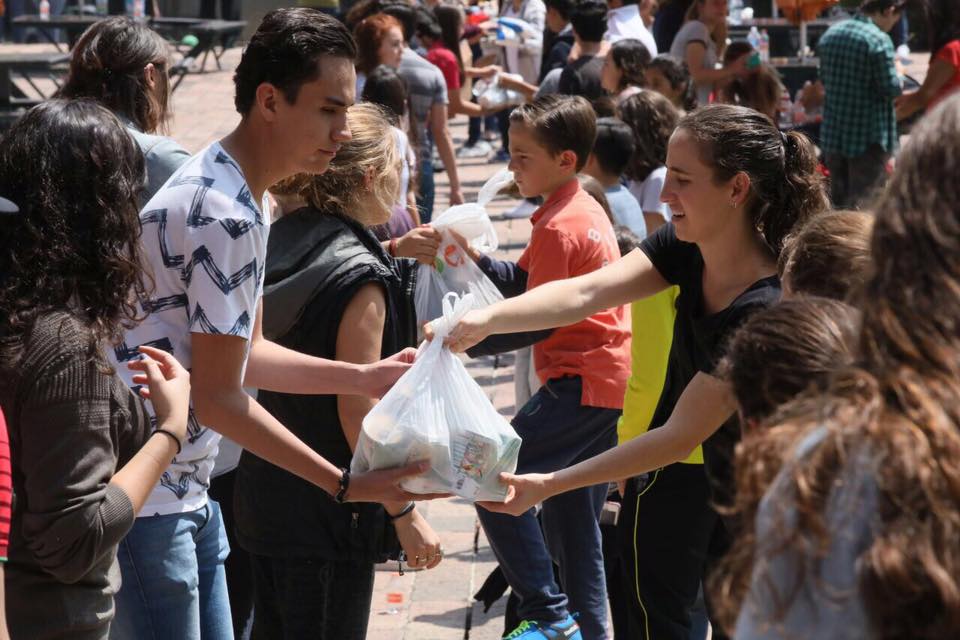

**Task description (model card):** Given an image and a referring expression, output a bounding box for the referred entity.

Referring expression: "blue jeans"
[110,500,233,640]
[417,153,436,224]
[477,377,618,640]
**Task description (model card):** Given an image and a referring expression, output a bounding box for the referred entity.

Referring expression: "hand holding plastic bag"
[352,293,522,501]
[415,168,515,324]
[473,73,526,111]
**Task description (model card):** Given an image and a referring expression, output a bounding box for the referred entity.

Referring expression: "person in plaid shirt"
[818,0,905,208]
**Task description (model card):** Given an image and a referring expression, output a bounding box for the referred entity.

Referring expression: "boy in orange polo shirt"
[463,95,630,640]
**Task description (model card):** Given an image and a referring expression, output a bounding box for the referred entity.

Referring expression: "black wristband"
[152,428,182,455]
[387,501,416,521]
[334,467,350,503]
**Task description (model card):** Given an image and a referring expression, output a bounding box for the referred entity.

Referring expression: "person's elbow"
[191,381,235,427]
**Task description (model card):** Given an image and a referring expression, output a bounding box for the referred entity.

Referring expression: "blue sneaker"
[503,616,582,639]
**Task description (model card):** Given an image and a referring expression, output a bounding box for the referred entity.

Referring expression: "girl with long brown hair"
[722,92,960,640]
[59,16,190,203]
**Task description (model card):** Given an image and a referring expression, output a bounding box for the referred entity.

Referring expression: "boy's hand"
[423,307,494,352]
[450,187,465,205]
[396,225,442,265]
[361,348,418,397]
[477,472,555,516]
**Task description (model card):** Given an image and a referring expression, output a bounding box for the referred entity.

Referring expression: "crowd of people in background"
[1,0,960,639]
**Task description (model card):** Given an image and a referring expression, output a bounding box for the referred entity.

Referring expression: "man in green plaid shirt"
[819,0,906,207]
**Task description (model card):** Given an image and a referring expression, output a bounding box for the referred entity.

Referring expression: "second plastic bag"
[352,293,522,501]
[414,168,514,324]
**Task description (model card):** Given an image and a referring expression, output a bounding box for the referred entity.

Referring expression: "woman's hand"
[395,225,442,265]
[128,345,190,440]
[423,306,495,353]
[477,472,555,516]
[394,508,444,570]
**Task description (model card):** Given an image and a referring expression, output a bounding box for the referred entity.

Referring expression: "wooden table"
[0,51,69,108]
[728,18,838,58]
[12,14,100,51]
[12,15,245,71]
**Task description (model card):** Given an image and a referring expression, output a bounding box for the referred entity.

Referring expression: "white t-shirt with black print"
[110,142,270,517]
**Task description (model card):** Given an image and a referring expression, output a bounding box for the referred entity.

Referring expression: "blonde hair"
[685,0,727,57]
[274,102,401,225]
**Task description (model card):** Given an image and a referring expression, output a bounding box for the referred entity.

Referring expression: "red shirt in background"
[426,42,462,90]
[518,178,632,410]
[0,408,11,561]
[932,40,960,107]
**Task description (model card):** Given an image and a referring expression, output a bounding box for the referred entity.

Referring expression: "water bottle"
[39,0,50,20]
[759,29,770,63]
[729,0,743,25]
[778,92,794,129]
[747,26,761,52]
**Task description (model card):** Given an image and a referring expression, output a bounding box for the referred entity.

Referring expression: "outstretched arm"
[481,372,736,515]
[434,247,670,352]
[245,301,414,398]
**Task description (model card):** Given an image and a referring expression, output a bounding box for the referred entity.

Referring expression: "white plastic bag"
[414,168,514,324]
[352,293,522,501]
[473,73,526,111]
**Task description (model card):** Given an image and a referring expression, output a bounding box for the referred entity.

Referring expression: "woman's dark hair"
[413,5,441,44]
[925,0,960,57]
[711,92,960,640]
[618,89,679,183]
[648,54,697,111]
[678,104,828,256]
[59,16,171,134]
[435,4,466,85]
[718,297,860,424]
[354,13,402,75]
[361,63,408,122]
[778,209,875,300]
[234,8,357,115]
[0,99,149,371]
[609,38,652,91]
[361,63,418,158]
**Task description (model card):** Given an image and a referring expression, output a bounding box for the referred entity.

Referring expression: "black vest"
[234,208,418,561]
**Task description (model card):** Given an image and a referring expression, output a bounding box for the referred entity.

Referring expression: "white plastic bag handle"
[429,168,513,253]
[427,292,477,341]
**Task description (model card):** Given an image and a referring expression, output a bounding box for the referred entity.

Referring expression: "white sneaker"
[457,140,492,158]
[504,200,538,219]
